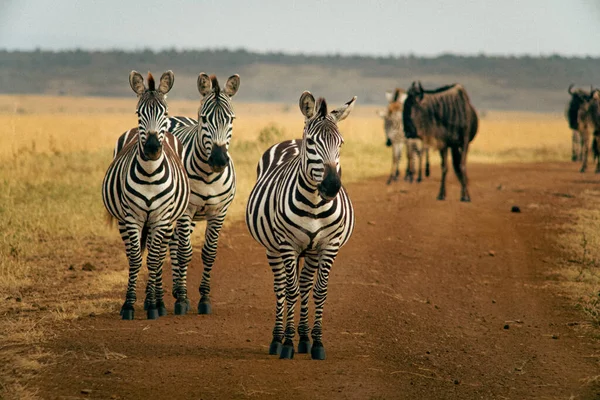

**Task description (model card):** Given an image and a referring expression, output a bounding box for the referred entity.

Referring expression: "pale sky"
[0,0,599,57]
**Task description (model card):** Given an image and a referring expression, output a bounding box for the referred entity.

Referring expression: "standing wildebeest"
[403,81,478,202]
[377,89,429,183]
[566,84,595,171]
[588,89,600,171]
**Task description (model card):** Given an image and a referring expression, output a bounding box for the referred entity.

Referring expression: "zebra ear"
[197,73,212,96]
[224,74,240,97]
[385,91,394,103]
[129,71,146,96]
[330,96,357,122]
[158,70,175,95]
[299,91,315,119]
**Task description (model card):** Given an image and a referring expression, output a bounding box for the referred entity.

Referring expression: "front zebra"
[102,71,190,320]
[246,92,356,360]
[169,73,240,315]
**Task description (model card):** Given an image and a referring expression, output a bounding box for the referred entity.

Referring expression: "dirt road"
[38,163,600,399]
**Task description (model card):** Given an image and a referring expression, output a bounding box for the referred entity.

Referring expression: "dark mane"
[210,75,220,96]
[317,97,328,117]
[147,72,155,91]
[423,84,457,94]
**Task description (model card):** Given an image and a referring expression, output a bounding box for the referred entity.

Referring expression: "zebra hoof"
[311,341,326,360]
[157,301,167,317]
[437,195,445,201]
[174,300,189,315]
[460,196,471,203]
[198,297,212,315]
[298,337,311,354]
[279,340,294,359]
[121,308,134,320]
[269,340,282,355]
[147,307,159,320]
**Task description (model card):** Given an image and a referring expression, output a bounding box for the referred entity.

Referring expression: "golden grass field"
[0,93,595,399]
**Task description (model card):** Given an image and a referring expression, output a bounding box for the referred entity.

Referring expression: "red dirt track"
[39,163,600,400]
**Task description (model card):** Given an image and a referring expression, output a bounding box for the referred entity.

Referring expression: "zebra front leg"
[267,250,285,355]
[311,249,337,360]
[173,214,195,315]
[280,249,300,359]
[197,215,226,314]
[144,228,168,320]
[298,254,318,354]
[119,222,144,320]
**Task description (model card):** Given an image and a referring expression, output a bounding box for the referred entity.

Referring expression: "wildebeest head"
[196,73,241,173]
[129,70,174,161]
[567,84,594,131]
[299,91,357,202]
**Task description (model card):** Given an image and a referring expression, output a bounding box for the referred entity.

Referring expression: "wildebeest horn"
[568,84,574,95]
[418,81,424,92]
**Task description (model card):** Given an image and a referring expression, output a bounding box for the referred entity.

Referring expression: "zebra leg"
[173,214,194,315]
[154,226,171,317]
[197,215,226,315]
[451,145,470,202]
[298,254,318,354]
[144,228,169,320]
[437,147,449,201]
[119,222,143,320]
[311,249,338,360]
[267,250,285,355]
[280,249,300,359]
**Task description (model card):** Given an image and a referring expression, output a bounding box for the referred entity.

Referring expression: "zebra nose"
[386,138,392,147]
[208,144,229,173]
[317,164,342,201]
[143,133,162,160]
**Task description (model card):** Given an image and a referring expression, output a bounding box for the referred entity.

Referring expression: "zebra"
[114,73,241,315]
[377,88,430,183]
[403,81,478,201]
[102,71,190,320]
[246,91,356,360]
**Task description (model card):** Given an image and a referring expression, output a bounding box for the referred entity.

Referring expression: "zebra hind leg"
[119,222,143,320]
[267,251,285,355]
[298,255,318,354]
[197,216,226,315]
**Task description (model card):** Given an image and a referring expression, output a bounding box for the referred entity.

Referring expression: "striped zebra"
[115,73,240,315]
[102,71,190,320]
[246,92,356,360]
[377,88,430,183]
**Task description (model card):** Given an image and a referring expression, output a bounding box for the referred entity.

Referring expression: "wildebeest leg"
[425,146,430,177]
[414,140,423,183]
[572,130,581,162]
[437,147,448,201]
[580,129,590,173]
[593,134,600,173]
[451,145,470,202]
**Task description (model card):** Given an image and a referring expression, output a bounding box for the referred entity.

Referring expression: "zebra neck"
[295,167,323,206]
[188,137,221,176]
[135,148,165,173]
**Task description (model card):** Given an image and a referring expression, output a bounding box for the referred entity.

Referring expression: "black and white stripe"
[246,92,356,360]
[102,71,190,320]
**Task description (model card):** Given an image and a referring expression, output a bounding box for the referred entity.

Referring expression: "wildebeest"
[589,89,600,171]
[377,88,429,184]
[403,81,478,201]
[566,84,595,171]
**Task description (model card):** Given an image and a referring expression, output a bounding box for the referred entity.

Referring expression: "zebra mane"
[316,98,327,118]
[147,72,155,91]
[210,75,220,95]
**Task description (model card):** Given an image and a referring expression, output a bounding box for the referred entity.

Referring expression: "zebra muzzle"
[207,144,229,173]
[386,138,392,147]
[143,133,162,160]
[317,164,342,201]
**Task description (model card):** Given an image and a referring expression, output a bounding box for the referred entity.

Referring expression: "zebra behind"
[378,88,429,184]
[246,92,356,360]
[403,81,478,201]
[102,71,190,320]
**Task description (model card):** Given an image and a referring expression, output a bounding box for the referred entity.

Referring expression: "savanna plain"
[1,94,600,399]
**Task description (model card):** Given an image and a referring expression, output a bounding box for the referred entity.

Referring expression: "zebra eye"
[306,138,315,146]
[201,116,207,124]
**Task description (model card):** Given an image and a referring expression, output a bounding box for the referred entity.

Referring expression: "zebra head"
[299,91,357,202]
[129,70,174,161]
[196,73,241,173]
[378,88,407,147]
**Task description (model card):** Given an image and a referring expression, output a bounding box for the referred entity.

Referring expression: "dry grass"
[0,94,573,398]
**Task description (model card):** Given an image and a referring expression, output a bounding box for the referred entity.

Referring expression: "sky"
[0,0,599,57]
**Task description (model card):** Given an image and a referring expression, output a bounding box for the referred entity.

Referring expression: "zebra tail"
[141,226,149,253]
